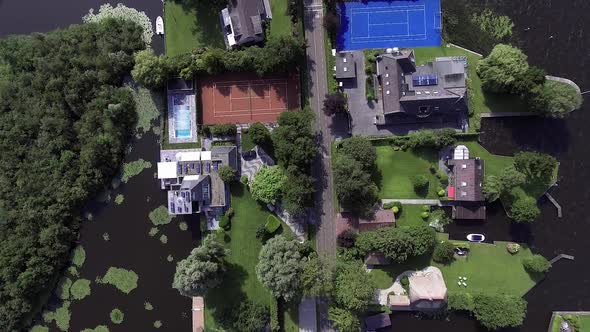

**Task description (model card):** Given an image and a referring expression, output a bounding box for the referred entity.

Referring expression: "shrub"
[471,9,514,40]
[510,195,540,223]
[337,230,357,248]
[421,212,430,219]
[411,175,430,195]
[247,122,271,145]
[255,224,269,240]
[437,188,446,197]
[400,276,409,289]
[429,164,437,174]
[506,243,520,254]
[433,241,455,263]
[219,215,231,230]
[265,215,281,233]
[382,202,394,209]
[436,170,449,182]
[210,124,237,137]
[240,175,249,186]
[422,205,430,212]
[392,201,403,216]
[448,292,475,311]
[269,297,279,332]
[218,165,236,183]
[110,308,124,324]
[472,294,527,330]
[225,207,235,219]
[522,255,551,273]
[250,166,287,204]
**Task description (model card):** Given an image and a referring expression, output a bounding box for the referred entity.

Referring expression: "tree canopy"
[272,109,317,172]
[323,92,347,116]
[514,151,557,181]
[0,18,145,330]
[510,193,540,223]
[217,165,236,183]
[255,235,305,302]
[333,261,375,312]
[172,235,229,297]
[339,136,377,172]
[473,294,527,330]
[333,155,379,216]
[328,307,360,332]
[131,49,170,89]
[247,122,271,146]
[250,166,287,204]
[355,225,436,262]
[477,44,529,93]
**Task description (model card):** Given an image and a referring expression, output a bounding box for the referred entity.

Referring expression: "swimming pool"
[174,104,192,138]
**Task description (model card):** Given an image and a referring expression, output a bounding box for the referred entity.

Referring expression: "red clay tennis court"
[200,72,300,124]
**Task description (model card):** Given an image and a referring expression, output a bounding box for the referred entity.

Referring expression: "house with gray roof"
[374,48,468,125]
[220,0,272,48]
[157,146,238,216]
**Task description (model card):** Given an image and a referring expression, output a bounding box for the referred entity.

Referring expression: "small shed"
[336,52,356,79]
[364,313,391,332]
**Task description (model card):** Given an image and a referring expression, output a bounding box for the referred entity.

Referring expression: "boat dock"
[545,192,562,218]
[192,296,204,332]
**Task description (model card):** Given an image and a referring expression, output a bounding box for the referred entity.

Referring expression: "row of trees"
[333,136,379,216]
[483,151,557,222]
[0,19,146,330]
[355,225,437,263]
[132,35,307,89]
[477,44,582,117]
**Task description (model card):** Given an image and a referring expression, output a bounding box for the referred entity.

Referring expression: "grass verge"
[375,146,439,199]
[164,1,225,56]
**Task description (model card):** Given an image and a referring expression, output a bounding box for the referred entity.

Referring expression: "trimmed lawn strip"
[394,204,428,227]
[269,0,292,38]
[324,30,337,93]
[375,146,439,199]
[204,184,272,329]
[164,1,225,56]
[413,46,529,132]
[369,241,539,297]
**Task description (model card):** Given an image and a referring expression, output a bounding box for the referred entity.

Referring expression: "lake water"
[2,0,589,330]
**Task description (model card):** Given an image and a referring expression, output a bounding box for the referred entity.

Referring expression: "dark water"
[0,0,165,54]
[2,0,589,331]
[63,131,201,331]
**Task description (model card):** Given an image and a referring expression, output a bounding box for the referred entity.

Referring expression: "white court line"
[407,10,410,36]
[352,33,426,40]
[351,36,428,43]
[350,4,425,12]
[351,8,425,15]
[352,8,425,39]
[368,22,408,26]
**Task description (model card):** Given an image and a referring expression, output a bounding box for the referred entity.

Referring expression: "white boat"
[466,233,485,242]
[156,16,164,35]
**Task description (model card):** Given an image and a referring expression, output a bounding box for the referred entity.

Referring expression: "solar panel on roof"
[412,74,438,87]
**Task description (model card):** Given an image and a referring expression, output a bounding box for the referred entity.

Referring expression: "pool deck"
[167,90,198,144]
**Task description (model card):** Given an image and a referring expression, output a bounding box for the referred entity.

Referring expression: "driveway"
[298,297,317,332]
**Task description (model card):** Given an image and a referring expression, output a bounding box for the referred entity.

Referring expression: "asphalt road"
[302,1,336,331]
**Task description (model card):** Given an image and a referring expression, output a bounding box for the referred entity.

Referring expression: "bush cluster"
[355,225,436,263]
[432,241,455,264]
[522,254,551,274]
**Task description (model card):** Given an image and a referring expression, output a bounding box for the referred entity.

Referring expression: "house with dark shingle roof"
[446,145,486,219]
[374,48,468,125]
[220,0,272,48]
[157,146,238,216]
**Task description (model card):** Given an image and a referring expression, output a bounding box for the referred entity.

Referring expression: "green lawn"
[413,46,529,131]
[375,146,439,199]
[240,130,256,151]
[204,184,295,330]
[269,0,293,38]
[164,1,225,56]
[394,204,428,227]
[370,241,540,297]
[205,185,271,329]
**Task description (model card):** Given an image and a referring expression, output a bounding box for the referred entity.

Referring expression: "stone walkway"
[373,270,414,305]
[240,146,274,181]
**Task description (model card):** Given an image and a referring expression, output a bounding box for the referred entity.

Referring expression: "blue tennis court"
[337,0,442,51]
